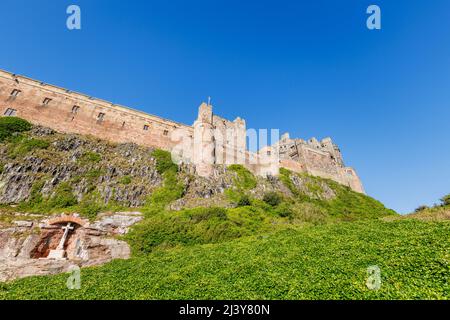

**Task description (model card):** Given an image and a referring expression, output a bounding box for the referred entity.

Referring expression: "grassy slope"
[1,218,448,300]
[1,119,447,300]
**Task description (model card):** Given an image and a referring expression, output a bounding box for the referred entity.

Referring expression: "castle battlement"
[0,69,364,193]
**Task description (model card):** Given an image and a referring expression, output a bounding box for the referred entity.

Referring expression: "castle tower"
[233,117,246,164]
[321,137,344,167]
[193,102,215,176]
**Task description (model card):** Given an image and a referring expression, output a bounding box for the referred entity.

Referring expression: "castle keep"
[0,69,364,193]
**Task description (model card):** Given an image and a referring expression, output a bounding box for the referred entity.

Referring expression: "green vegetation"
[8,137,50,158]
[18,180,78,212]
[441,194,450,206]
[279,168,396,221]
[1,121,446,300]
[126,206,271,254]
[140,149,184,216]
[78,192,104,220]
[78,151,102,164]
[120,175,132,185]
[236,194,251,207]
[2,219,448,300]
[47,182,78,208]
[0,117,32,142]
[152,149,178,175]
[263,191,282,207]
[228,164,257,190]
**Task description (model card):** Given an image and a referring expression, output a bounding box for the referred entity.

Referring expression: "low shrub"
[79,194,104,220]
[274,202,293,218]
[440,194,450,207]
[120,175,132,185]
[152,149,178,175]
[48,182,78,208]
[8,138,50,158]
[228,164,257,190]
[236,194,251,207]
[79,152,102,164]
[415,205,429,212]
[263,192,282,207]
[0,117,32,142]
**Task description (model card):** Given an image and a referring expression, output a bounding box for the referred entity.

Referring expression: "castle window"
[4,108,17,116]
[97,112,105,122]
[163,130,169,136]
[143,125,149,131]
[42,98,52,106]
[10,89,21,98]
[71,105,80,114]
[267,151,272,156]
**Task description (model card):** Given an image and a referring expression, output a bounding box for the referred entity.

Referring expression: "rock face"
[0,212,142,282]
[0,131,162,207]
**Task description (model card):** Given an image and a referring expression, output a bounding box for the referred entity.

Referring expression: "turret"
[193,102,215,176]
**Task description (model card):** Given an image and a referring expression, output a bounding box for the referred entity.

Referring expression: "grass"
[8,137,50,158]
[1,218,448,300]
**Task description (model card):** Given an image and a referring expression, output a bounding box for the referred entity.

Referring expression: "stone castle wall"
[0,70,191,152]
[0,69,364,193]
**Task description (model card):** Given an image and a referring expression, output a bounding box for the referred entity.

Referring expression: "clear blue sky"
[1,0,449,213]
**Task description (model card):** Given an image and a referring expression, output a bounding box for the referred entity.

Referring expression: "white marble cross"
[56,222,74,250]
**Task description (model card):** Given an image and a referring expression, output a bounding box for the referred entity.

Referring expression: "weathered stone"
[0,212,142,282]
[13,220,33,228]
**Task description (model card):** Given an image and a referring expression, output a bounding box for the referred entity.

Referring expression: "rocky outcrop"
[0,130,162,206]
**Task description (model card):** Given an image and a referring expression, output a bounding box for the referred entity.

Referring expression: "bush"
[237,194,251,207]
[440,194,450,206]
[126,206,268,254]
[0,117,32,142]
[48,183,78,208]
[228,164,257,190]
[415,205,429,213]
[152,149,178,174]
[146,171,184,207]
[79,195,103,220]
[263,192,282,207]
[274,202,293,218]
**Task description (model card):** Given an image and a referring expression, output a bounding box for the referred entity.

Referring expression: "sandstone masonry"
[0,69,364,193]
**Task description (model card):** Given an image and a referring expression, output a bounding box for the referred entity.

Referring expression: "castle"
[0,69,364,193]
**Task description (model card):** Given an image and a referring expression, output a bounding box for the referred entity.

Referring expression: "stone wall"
[0,70,192,152]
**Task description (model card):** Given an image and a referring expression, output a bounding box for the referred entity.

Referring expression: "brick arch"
[47,215,88,227]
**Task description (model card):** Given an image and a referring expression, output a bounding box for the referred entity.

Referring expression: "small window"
[10,89,21,98]
[163,130,169,136]
[121,121,126,128]
[97,112,105,122]
[42,98,52,105]
[143,125,149,131]
[267,151,272,156]
[71,105,80,114]
[4,108,17,116]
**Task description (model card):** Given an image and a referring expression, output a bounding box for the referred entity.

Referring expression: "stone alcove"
[30,215,88,259]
